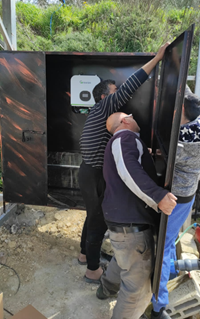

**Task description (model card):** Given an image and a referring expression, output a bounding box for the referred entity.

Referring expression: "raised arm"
[142,42,170,75]
[99,42,170,117]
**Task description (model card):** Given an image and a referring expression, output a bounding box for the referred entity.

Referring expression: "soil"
[0,203,200,319]
[0,204,115,319]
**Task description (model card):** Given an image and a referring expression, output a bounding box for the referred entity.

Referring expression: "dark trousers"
[78,161,107,270]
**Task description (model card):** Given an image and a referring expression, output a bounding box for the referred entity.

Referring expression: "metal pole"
[0,17,13,50]
[2,0,17,50]
[195,36,200,96]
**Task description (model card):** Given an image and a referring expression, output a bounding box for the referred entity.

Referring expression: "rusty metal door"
[152,24,195,298]
[0,52,47,205]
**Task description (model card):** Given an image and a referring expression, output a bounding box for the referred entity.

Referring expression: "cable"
[175,222,199,245]
[50,0,66,36]
[0,262,20,294]
[4,308,14,316]
[47,194,70,208]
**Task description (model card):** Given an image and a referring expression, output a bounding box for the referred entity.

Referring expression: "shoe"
[84,275,101,284]
[96,282,118,300]
[78,258,87,265]
[151,307,171,319]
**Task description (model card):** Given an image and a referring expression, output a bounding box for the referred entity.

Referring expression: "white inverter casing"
[70,75,101,107]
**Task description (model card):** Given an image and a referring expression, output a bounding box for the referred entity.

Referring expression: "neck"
[181,116,189,125]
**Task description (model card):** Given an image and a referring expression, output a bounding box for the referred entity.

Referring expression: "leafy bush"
[14,0,200,75]
[53,30,106,51]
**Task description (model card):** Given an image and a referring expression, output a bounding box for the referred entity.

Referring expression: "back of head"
[106,112,127,134]
[93,79,115,103]
[184,93,200,122]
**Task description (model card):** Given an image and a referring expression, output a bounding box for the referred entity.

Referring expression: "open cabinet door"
[0,52,47,205]
[152,24,195,298]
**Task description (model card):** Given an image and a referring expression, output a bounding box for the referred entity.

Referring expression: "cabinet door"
[0,52,47,205]
[152,24,195,297]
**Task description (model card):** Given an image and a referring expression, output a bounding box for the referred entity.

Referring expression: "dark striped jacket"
[80,68,148,168]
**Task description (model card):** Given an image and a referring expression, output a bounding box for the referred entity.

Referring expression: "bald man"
[96,112,177,319]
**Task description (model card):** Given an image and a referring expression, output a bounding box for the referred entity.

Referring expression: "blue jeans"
[152,198,195,312]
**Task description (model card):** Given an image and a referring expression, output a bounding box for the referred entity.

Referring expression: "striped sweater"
[80,68,148,168]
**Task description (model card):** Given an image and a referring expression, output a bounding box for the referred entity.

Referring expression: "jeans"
[152,198,195,312]
[101,228,154,319]
[78,161,107,270]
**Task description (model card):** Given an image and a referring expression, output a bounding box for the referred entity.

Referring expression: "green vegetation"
[0,0,199,191]
[4,0,199,76]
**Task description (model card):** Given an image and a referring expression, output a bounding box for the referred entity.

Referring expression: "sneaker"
[96,282,118,300]
[151,307,171,319]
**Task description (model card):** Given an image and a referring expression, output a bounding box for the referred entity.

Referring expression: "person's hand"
[155,42,170,62]
[158,192,177,215]
[142,42,170,75]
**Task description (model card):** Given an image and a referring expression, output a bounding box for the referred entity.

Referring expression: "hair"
[92,79,115,103]
[184,93,200,122]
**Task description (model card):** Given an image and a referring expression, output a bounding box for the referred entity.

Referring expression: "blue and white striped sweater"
[80,68,148,168]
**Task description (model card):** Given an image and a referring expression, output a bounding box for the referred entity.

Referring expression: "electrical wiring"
[0,263,20,316]
[0,262,21,294]
[4,308,14,316]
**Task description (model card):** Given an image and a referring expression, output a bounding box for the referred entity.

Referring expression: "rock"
[8,241,17,249]
[69,246,74,250]
[57,222,64,229]
[179,232,199,257]
[49,225,57,233]
[54,212,62,221]
[66,222,71,227]
[10,224,18,234]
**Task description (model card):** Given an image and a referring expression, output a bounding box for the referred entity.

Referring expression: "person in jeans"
[96,112,177,319]
[78,43,170,284]
[151,93,200,319]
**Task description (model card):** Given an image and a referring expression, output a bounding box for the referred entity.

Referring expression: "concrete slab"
[0,203,18,226]
[166,272,200,318]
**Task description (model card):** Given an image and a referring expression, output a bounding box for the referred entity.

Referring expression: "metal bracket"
[22,130,45,142]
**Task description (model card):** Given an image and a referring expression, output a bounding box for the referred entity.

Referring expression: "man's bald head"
[106,112,140,135]
[106,112,127,134]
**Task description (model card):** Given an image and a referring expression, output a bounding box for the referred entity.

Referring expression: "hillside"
[0,1,199,76]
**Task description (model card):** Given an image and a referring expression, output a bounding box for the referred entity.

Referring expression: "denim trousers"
[101,228,154,319]
[152,198,195,312]
[78,161,107,270]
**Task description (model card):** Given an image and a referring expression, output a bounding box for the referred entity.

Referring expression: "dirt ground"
[0,203,200,319]
[0,204,115,319]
